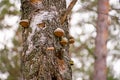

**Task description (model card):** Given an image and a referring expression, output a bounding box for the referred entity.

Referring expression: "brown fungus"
[19,19,29,28]
[60,37,68,46]
[69,38,75,44]
[69,35,74,39]
[69,35,75,44]
[54,28,65,37]
[37,22,45,28]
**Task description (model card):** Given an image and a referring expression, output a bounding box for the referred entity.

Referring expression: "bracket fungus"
[69,35,74,39]
[69,35,75,44]
[60,37,68,46]
[37,22,45,28]
[69,39,75,44]
[54,28,65,37]
[19,19,29,28]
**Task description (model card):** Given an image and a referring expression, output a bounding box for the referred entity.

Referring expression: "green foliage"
[0,46,20,79]
[0,0,21,79]
[0,0,19,29]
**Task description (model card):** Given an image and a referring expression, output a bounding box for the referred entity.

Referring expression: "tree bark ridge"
[21,0,72,80]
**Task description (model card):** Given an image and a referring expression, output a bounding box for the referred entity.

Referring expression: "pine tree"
[93,0,109,80]
[20,0,75,79]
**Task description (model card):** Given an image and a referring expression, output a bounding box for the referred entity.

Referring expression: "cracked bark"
[20,0,72,80]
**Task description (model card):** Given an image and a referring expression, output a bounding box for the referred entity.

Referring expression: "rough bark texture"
[93,0,109,80]
[20,0,72,80]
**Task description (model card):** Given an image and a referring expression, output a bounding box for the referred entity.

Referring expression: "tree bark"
[20,0,72,80]
[93,0,109,80]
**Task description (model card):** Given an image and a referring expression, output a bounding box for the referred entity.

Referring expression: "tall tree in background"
[20,0,76,79]
[93,0,109,80]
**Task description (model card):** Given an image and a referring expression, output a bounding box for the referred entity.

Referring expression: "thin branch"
[60,0,77,24]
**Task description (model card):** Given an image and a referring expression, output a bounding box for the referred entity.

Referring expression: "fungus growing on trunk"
[54,28,65,37]
[19,19,29,28]
[60,37,68,46]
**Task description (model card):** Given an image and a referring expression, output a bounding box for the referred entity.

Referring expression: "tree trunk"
[93,0,109,80]
[20,0,72,80]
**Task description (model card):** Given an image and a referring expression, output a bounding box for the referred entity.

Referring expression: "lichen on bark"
[20,0,72,80]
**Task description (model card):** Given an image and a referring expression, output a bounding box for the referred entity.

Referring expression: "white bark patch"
[40,33,46,43]
[26,34,34,56]
[30,11,58,34]
[26,41,34,55]
[26,11,57,55]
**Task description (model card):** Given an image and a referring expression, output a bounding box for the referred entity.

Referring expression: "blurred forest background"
[0,0,120,80]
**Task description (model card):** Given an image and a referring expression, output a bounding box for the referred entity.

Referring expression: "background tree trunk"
[20,0,72,80]
[93,0,109,80]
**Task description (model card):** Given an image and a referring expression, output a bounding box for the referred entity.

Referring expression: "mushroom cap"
[37,22,45,28]
[69,35,74,39]
[60,37,68,45]
[69,39,75,44]
[54,28,64,37]
[19,19,29,27]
